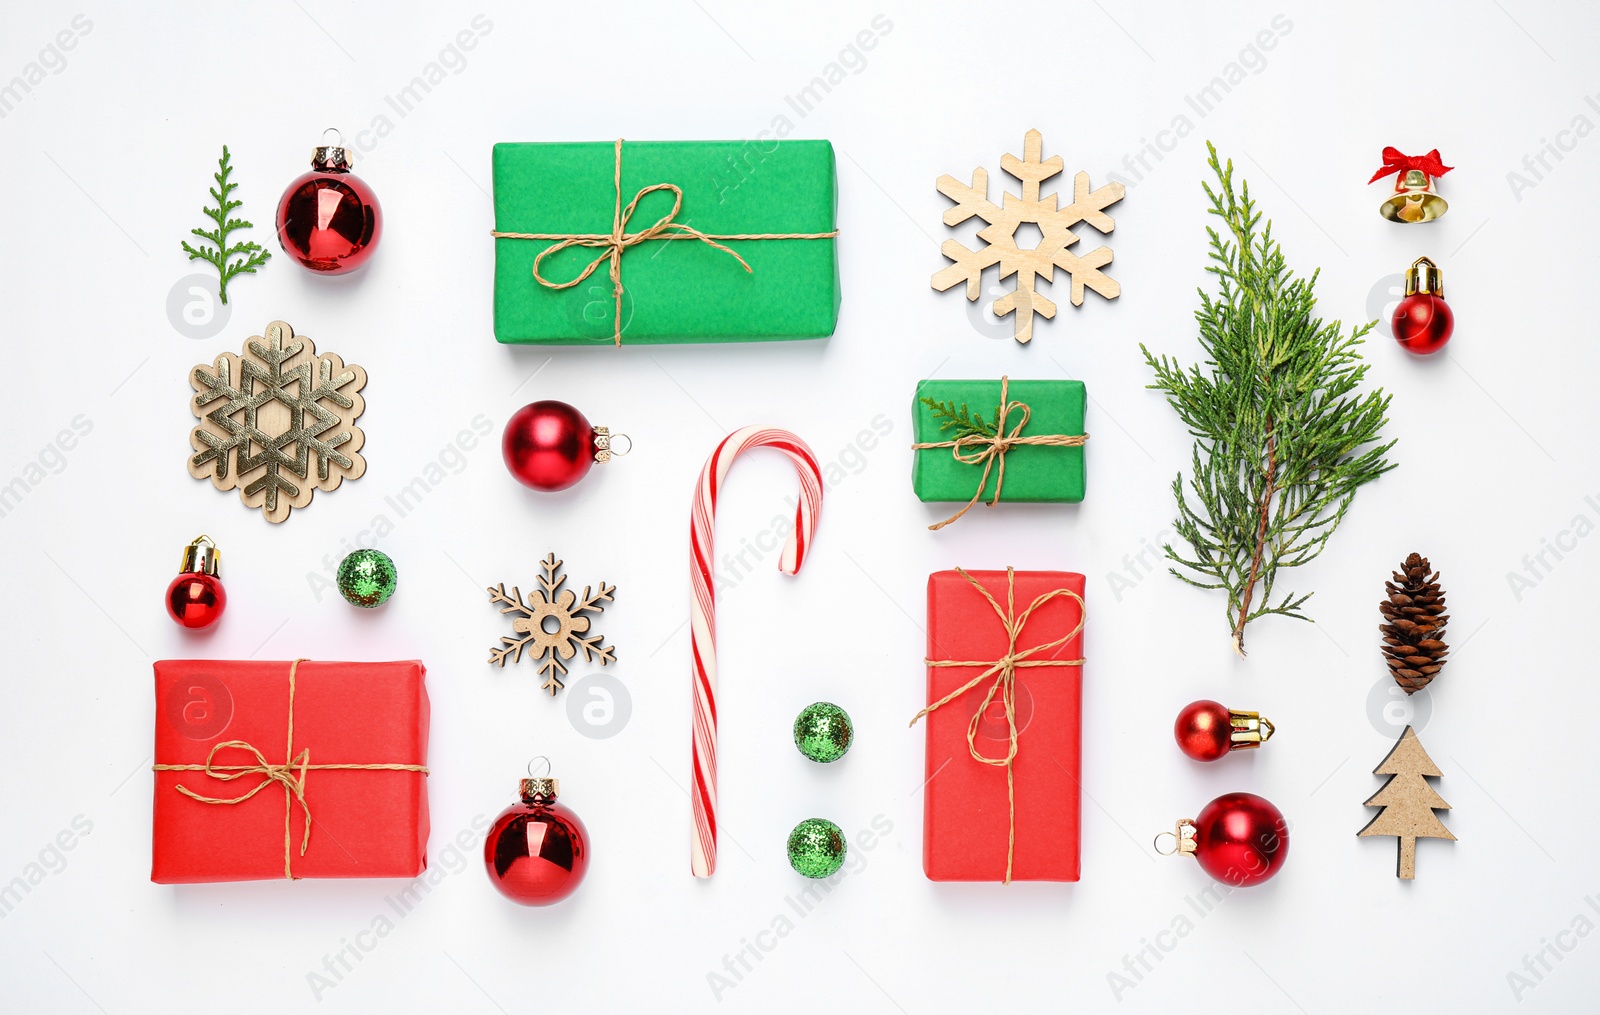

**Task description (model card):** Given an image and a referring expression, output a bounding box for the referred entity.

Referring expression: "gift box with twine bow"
[914,568,1086,882]
[912,377,1088,529]
[151,659,429,884]
[492,139,840,345]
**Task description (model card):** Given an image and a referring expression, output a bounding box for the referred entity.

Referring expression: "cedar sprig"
[1140,143,1397,656]
[180,145,270,304]
[919,397,997,440]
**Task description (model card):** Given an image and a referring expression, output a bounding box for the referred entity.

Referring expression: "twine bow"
[912,376,1089,530]
[910,568,1085,883]
[1368,146,1453,184]
[492,138,839,346]
[152,659,429,880]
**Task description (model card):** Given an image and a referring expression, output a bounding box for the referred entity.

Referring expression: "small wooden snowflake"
[486,553,616,695]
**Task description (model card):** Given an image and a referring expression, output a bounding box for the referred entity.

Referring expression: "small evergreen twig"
[919,397,997,440]
[1140,143,1397,656]
[180,145,270,304]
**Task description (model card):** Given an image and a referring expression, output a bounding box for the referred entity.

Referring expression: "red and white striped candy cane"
[690,426,824,878]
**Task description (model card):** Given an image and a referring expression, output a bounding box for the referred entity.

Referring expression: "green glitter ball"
[786,818,846,879]
[793,701,853,763]
[337,549,397,608]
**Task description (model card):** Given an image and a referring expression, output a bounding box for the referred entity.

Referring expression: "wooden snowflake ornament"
[188,320,366,523]
[487,553,616,695]
[932,129,1124,344]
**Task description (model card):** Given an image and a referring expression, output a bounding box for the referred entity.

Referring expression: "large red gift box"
[152,659,430,884]
[920,569,1085,882]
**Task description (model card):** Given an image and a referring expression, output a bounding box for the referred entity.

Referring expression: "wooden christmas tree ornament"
[1357,725,1456,879]
[931,129,1123,344]
[188,321,366,523]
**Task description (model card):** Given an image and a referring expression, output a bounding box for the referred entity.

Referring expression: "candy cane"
[691,426,824,878]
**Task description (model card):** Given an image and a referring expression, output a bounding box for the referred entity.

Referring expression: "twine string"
[910,568,1085,883]
[492,138,839,346]
[912,376,1089,530]
[152,659,429,880]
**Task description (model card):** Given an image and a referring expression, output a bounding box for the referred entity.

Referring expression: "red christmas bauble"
[1392,292,1453,355]
[485,780,589,906]
[1192,792,1289,887]
[276,140,382,275]
[166,572,226,630]
[1174,700,1232,762]
[503,400,596,491]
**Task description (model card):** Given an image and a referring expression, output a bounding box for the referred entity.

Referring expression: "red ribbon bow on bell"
[1368,147,1454,185]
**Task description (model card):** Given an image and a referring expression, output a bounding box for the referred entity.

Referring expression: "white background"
[3,1,1598,1011]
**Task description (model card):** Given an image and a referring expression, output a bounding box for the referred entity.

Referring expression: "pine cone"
[1380,553,1449,695]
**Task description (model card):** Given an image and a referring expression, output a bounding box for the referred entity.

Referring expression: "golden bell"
[1380,169,1447,223]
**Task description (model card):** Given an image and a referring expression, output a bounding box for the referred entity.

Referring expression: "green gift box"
[912,378,1087,521]
[492,139,840,345]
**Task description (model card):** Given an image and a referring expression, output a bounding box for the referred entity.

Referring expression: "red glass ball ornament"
[485,777,589,906]
[1174,700,1233,761]
[166,573,226,630]
[276,133,382,275]
[164,535,226,630]
[1190,792,1289,887]
[503,400,596,491]
[1392,256,1452,355]
[1174,700,1274,762]
[1392,293,1453,354]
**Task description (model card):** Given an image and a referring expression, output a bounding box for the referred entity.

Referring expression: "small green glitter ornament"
[793,701,853,763]
[337,549,397,608]
[786,818,846,878]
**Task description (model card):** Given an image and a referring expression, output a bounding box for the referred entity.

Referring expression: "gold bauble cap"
[178,534,220,577]
[520,777,559,801]
[1404,256,1444,297]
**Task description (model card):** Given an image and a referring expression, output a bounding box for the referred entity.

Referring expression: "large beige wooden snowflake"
[931,130,1124,344]
[486,553,616,695]
[188,321,366,523]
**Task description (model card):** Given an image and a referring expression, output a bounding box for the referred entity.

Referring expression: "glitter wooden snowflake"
[187,320,366,522]
[931,129,1124,344]
[486,553,616,695]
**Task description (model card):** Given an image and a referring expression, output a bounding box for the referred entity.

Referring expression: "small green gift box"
[492,139,840,345]
[912,378,1087,527]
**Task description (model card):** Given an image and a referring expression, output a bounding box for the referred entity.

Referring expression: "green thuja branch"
[180,145,270,304]
[1140,143,1397,657]
[919,397,997,440]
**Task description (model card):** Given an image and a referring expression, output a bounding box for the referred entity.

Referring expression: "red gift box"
[152,659,430,884]
[919,569,1084,882]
